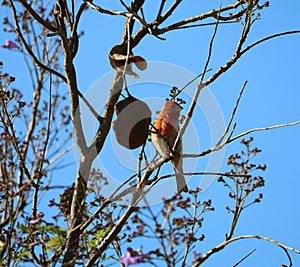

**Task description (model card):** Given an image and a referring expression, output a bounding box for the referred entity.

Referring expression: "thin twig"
[72,2,88,37]
[85,0,128,16]
[241,30,300,55]
[174,68,212,98]
[228,120,300,144]
[158,0,183,24]
[232,248,256,267]
[46,145,75,167]
[203,3,252,86]
[85,205,137,267]
[21,73,43,170]
[0,106,32,183]
[39,37,53,174]
[216,81,248,146]
[86,0,150,34]
[86,178,159,266]
[158,171,251,181]
[158,1,245,34]
[172,4,221,156]
[76,90,103,123]
[156,0,167,21]
[137,143,146,182]
[122,14,133,93]
[143,197,170,264]
[31,37,54,218]
[176,20,237,30]
[184,120,300,159]
[18,0,56,32]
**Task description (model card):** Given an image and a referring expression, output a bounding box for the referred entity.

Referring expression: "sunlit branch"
[241,30,300,55]
[158,1,245,34]
[184,120,300,159]
[228,120,300,144]
[192,235,300,266]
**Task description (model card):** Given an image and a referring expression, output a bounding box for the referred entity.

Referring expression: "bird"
[151,101,188,193]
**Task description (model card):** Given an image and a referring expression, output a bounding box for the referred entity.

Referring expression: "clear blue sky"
[1,1,300,266]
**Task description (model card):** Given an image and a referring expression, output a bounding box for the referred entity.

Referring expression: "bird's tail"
[172,156,188,193]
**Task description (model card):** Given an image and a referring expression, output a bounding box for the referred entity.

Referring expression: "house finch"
[151,101,188,193]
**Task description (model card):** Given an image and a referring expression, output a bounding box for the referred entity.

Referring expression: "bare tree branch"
[157,0,245,34]
[156,0,167,21]
[85,0,127,16]
[241,30,300,55]
[228,120,300,143]
[157,0,183,24]
[184,120,300,159]
[9,0,67,82]
[192,235,300,267]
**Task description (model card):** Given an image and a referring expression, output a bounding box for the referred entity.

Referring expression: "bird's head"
[161,101,183,120]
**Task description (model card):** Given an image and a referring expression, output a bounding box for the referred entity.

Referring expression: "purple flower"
[1,39,19,49]
[120,248,147,265]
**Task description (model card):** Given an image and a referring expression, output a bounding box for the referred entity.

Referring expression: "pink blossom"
[1,39,19,49]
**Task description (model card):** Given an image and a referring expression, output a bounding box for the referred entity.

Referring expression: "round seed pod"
[113,96,151,149]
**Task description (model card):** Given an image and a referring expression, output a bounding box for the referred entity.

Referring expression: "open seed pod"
[109,44,147,79]
[113,96,151,149]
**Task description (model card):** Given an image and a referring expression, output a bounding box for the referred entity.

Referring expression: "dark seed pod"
[113,96,151,149]
[109,44,147,79]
